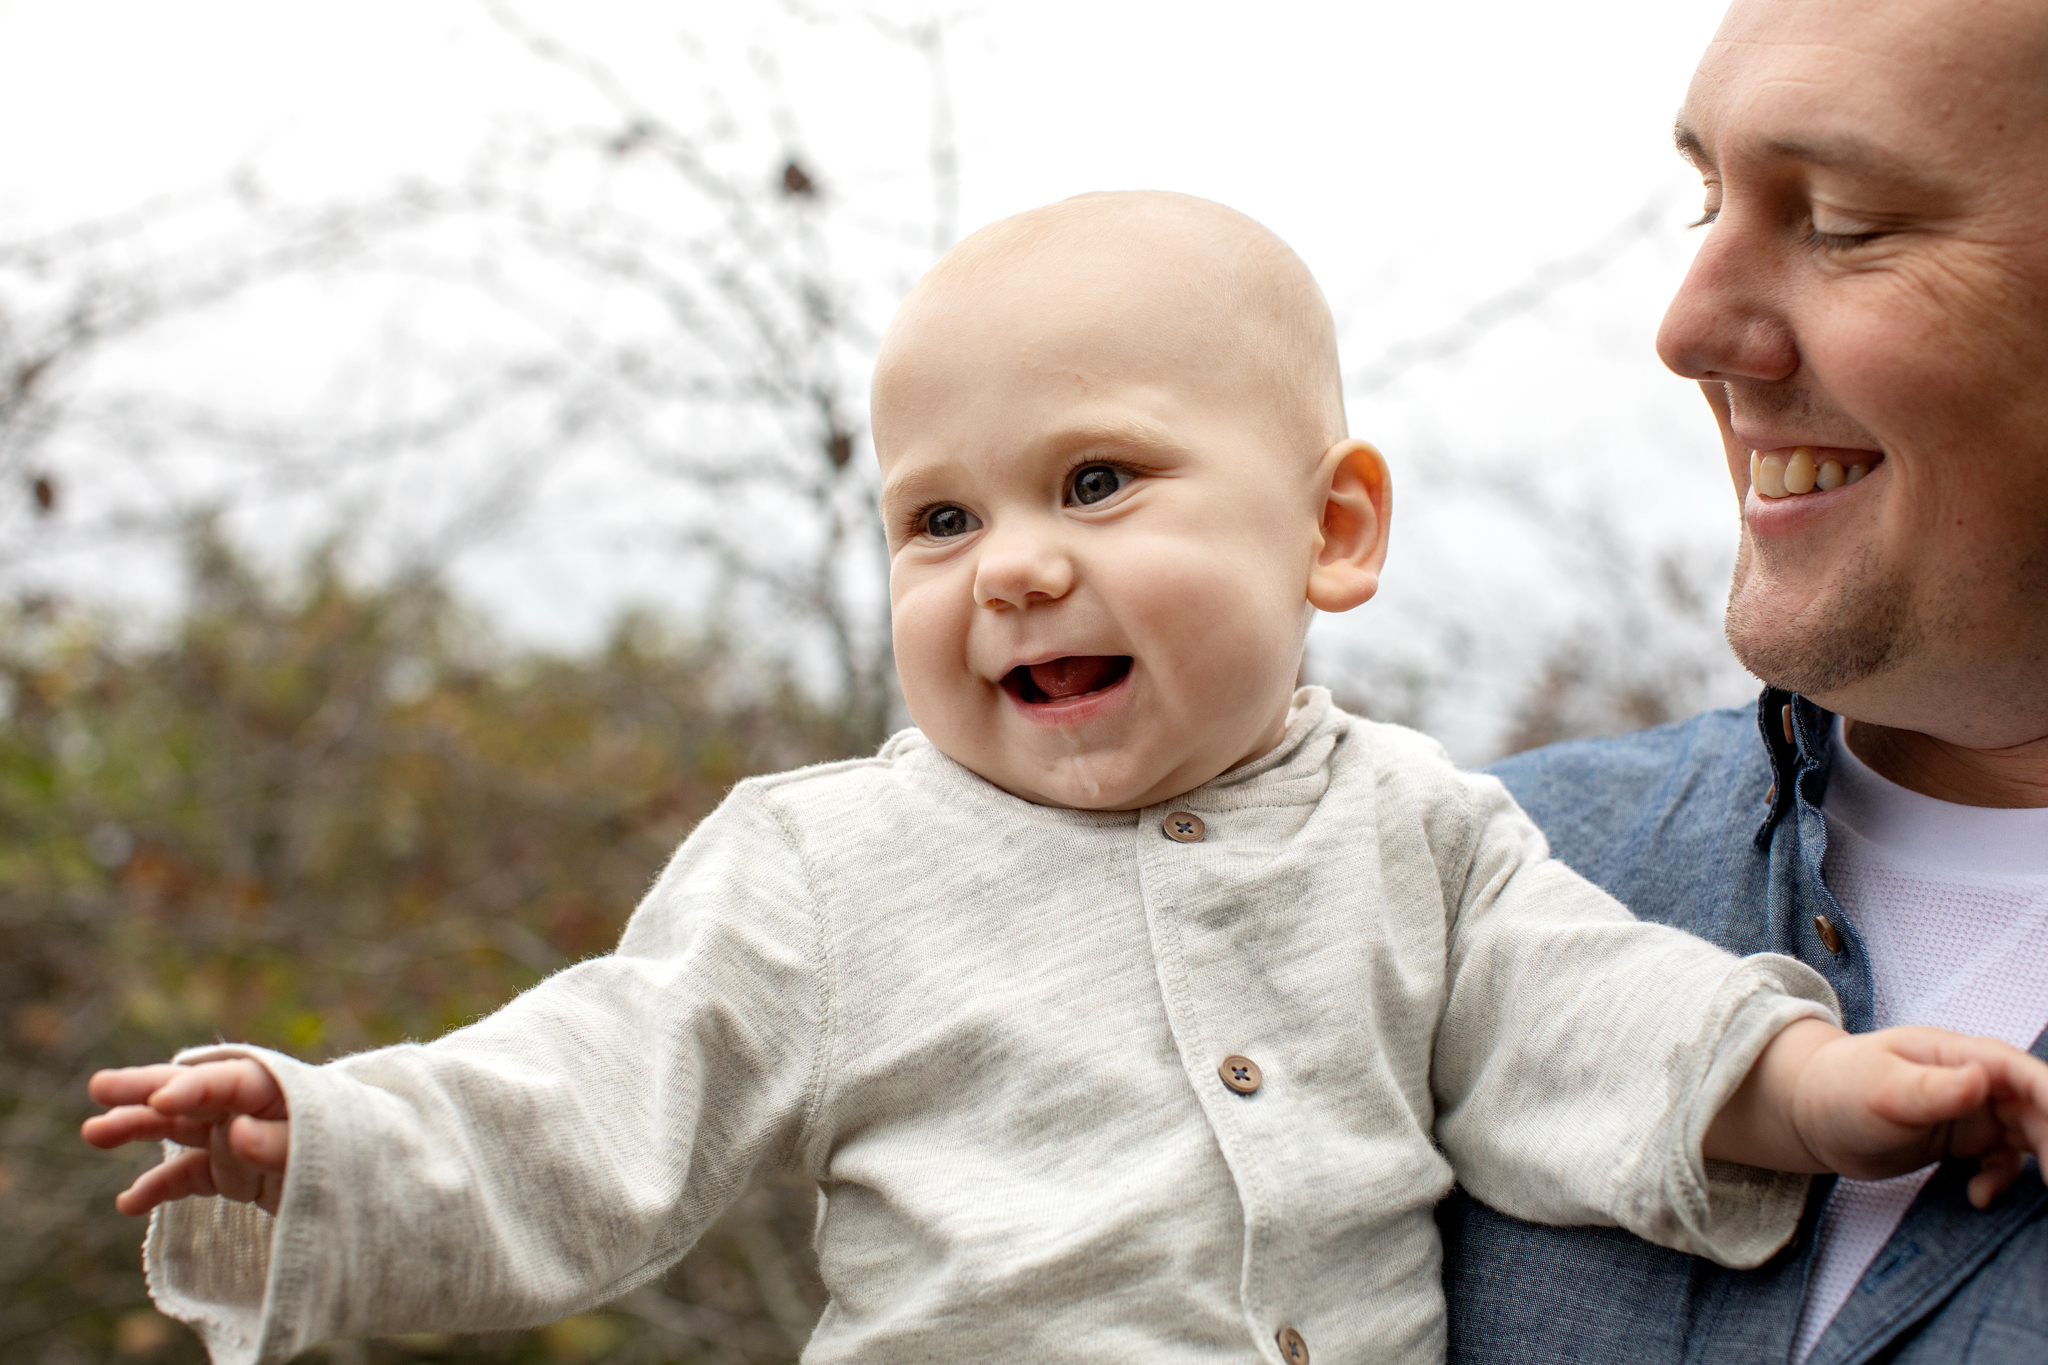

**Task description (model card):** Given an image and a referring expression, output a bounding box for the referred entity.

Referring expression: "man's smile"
[1742,445,1890,542]
[1747,446,1886,501]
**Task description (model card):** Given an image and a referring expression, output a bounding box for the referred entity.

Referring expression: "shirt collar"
[883,686,1346,818]
[1753,687,1837,848]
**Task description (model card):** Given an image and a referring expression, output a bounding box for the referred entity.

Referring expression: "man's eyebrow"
[1761,135,1940,187]
[1675,120,1945,190]
[1673,122,1710,168]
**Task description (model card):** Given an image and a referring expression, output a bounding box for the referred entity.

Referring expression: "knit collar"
[884,685,1346,818]
[1195,686,1341,801]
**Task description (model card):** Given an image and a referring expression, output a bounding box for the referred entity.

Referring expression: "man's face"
[1660,0,2048,745]
[875,264,1327,811]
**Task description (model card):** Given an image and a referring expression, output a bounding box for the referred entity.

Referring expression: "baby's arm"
[82,1060,290,1216]
[1705,1020,2048,1207]
[71,783,829,1363]
[1419,744,2038,1267]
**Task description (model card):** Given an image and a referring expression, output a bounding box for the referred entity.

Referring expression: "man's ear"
[1306,438,1392,613]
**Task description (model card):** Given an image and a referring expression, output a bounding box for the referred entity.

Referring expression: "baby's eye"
[1068,464,1130,506]
[923,505,980,538]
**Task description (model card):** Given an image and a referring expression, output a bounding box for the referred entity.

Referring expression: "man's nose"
[972,523,1074,610]
[1656,212,1799,386]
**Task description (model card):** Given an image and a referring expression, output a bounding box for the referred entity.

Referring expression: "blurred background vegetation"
[3,527,857,1364]
[0,3,1754,1361]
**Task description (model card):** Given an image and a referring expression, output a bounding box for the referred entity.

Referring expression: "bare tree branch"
[1348,185,1683,394]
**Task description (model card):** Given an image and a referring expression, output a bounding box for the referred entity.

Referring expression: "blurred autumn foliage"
[2,528,858,1364]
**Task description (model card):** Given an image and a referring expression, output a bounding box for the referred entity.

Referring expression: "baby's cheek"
[1131,558,1297,702]
[889,584,975,726]
[1129,541,1290,642]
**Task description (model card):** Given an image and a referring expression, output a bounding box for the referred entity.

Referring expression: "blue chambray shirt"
[1441,689,2048,1365]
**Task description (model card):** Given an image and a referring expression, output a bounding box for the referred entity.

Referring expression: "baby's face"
[875,237,1338,810]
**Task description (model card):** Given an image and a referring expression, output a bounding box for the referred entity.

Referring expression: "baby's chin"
[972,746,1206,813]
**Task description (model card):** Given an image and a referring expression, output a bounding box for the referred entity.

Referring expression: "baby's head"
[873,191,1391,810]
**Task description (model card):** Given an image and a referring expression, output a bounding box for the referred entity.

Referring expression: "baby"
[86,193,2048,1365]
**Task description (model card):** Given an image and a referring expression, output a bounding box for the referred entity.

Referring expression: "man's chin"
[1723,562,1916,701]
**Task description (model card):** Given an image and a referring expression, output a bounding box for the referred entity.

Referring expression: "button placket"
[1139,797,1328,1362]
[1133,803,1284,1355]
[1813,914,1844,954]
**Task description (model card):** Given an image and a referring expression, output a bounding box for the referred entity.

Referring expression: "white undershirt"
[1791,724,2048,1363]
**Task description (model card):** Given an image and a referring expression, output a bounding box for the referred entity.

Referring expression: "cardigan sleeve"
[145,783,831,1365]
[1425,764,1838,1269]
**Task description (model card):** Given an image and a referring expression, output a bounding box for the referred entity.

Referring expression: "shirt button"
[1163,811,1206,843]
[1813,914,1843,954]
[1219,1054,1262,1095]
[1276,1327,1310,1363]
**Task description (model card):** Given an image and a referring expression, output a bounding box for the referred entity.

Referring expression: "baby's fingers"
[80,1104,216,1151]
[147,1059,287,1124]
[114,1146,219,1217]
[88,1064,191,1109]
[1967,1147,2025,1210]
[1983,1051,2048,1129]
[226,1115,290,1174]
[1994,1094,2048,1170]
[1887,1037,2048,1162]
[1875,1029,2048,1110]
[1868,1058,1991,1132]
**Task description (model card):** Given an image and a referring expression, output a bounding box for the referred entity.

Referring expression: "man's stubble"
[1722,534,1923,698]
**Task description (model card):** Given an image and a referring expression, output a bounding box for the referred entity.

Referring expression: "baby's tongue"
[1028,655,1121,700]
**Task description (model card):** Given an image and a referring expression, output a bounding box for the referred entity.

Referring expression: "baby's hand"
[1788,1025,2048,1207]
[80,1060,291,1216]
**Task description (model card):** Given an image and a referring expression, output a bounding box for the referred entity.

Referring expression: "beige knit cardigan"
[147,689,1836,1365]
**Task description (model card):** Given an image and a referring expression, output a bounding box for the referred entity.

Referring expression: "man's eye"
[923,505,979,538]
[1068,465,1129,506]
[1807,213,1883,251]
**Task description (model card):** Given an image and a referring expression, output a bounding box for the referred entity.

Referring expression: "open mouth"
[1002,655,1133,706]
[1750,446,1885,500]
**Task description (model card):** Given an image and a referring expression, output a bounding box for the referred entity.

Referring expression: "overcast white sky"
[0,0,1754,758]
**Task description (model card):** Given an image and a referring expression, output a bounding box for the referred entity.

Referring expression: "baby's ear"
[1307,439,1392,613]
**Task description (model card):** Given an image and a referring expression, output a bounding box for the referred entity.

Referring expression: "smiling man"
[1441,1,2048,1361]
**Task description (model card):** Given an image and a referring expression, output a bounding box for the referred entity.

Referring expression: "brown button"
[1781,703,1795,746]
[1164,811,1206,843]
[1814,915,1843,955]
[1276,1327,1309,1363]
[1219,1054,1262,1095]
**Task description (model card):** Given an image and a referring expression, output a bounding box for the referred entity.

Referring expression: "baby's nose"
[972,530,1074,609]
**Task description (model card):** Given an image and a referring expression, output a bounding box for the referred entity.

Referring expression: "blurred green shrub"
[2,530,859,1364]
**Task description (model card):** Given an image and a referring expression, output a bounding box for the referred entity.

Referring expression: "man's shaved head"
[873,191,1347,464]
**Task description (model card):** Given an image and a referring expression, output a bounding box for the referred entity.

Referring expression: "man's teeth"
[1749,446,1870,501]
